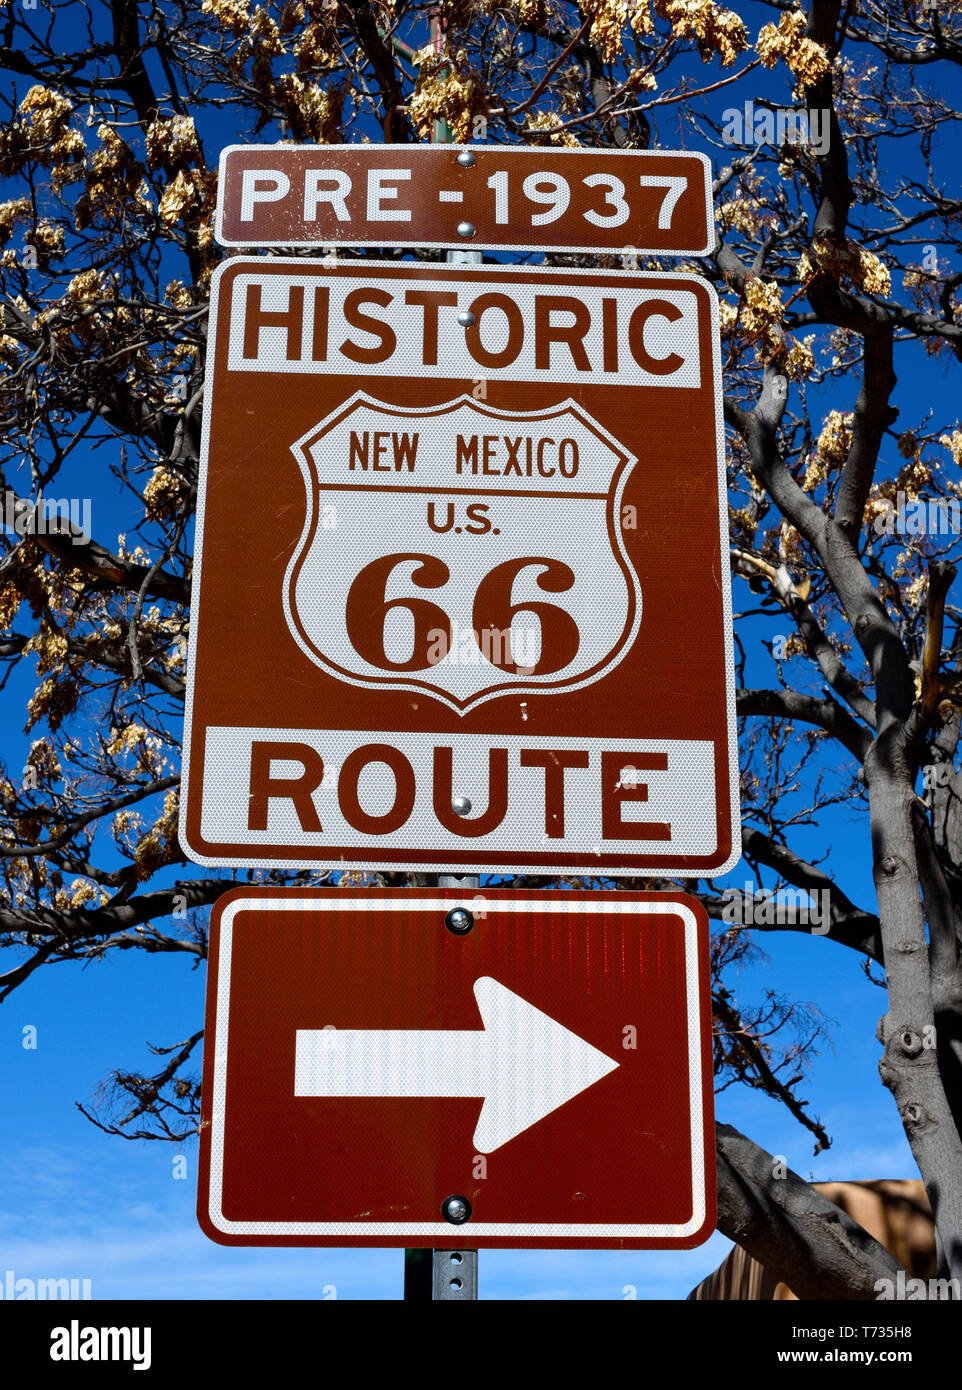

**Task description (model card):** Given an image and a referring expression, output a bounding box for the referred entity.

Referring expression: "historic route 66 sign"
[180,259,737,877]
[285,393,640,712]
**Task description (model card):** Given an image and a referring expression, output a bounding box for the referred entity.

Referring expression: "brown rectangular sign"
[215,144,712,256]
[180,259,738,876]
[198,887,716,1249]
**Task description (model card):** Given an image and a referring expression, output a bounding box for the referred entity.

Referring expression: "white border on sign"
[178,258,740,878]
[204,894,710,1240]
[214,143,715,256]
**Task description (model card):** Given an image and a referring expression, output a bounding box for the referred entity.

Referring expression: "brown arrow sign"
[197,887,716,1250]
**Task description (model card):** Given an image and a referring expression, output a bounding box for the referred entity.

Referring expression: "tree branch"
[738,686,871,761]
[740,826,883,958]
[715,1122,905,1299]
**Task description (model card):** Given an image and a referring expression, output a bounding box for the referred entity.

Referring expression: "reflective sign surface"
[180,259,737,874]
[216,144,713,255]
[198,888,716,1250]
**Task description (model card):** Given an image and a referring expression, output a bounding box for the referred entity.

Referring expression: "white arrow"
[294,976,619,1153]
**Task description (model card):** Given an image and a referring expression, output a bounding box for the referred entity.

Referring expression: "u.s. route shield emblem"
[284,393,642,713]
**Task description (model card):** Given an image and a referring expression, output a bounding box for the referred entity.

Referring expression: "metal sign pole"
[403,869,481,1300]
[401,6,482,1305]
[431,871,481,1300]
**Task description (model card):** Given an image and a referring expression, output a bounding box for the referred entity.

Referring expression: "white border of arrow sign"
[204,895,709,1240]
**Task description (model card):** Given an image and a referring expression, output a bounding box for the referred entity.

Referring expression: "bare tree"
[2,0,961,1296]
